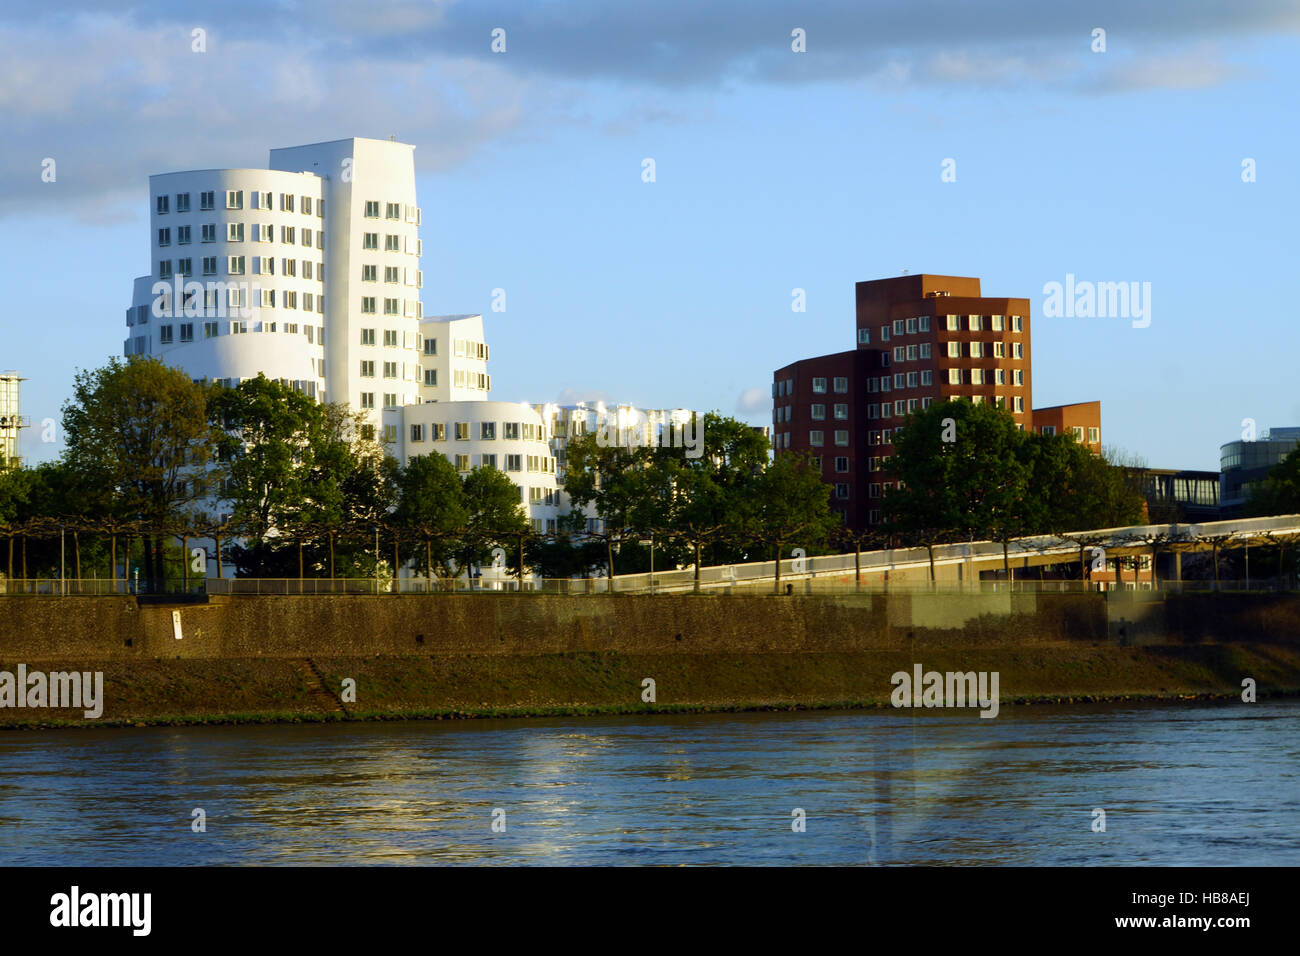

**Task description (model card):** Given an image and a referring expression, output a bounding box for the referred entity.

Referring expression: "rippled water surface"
[1,700,1296,865]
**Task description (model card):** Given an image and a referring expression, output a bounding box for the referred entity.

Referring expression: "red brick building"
[773,273,1101,528]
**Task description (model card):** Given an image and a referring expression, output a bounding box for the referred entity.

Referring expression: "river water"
[1,700,1296,866]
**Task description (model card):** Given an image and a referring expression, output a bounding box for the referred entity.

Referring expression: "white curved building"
[401,400,561,533]
[126,137,425,437]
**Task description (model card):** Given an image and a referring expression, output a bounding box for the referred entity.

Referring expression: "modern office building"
[773,273,1102,529]
[125,137,425,438]
[0,372,28,470]
[1220,426,1300,516]
[1137,468,1220,522]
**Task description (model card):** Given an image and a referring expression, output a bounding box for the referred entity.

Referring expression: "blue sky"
[3,1,1297,471]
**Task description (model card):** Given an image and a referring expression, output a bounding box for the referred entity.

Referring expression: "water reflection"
[0,700,1296,866]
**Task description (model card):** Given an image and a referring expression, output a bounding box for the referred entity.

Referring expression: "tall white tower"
[125,137,424,440]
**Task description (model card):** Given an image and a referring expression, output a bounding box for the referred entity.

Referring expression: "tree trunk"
[215,534,223,579]
[694,541,702,593]
[856,543,862,588]
[21,534,27,590]
[426,537,433,593]
[182,535,189,591]
[74,531,82,588]
[927,544,936,587]
[394,535,401,595]
[774,542,782,595]
[110,535,116,592]
[328,532,334,581]
[1212,544,1220,590]
[517,534,525,590]
[606,537,614,591]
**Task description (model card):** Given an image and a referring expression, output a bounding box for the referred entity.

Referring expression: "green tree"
[62,357,217,590]
[1246,448,1300,517]
[456,465,530,579]
[748,451,839,593]
[392,453,468,583]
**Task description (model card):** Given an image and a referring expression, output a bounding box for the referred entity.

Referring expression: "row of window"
[159,255,323,280]
[404,434,556,472]
[159,224,320,249]
[126,320,327,353]
[362,200,421,225]
[160,191,322,216]
[454,339,489,360]
[406,421,548,442]
[1041,425,1100,443]
[360,297,423,318]
[361,232,420,255]
[359,328,420,349]
[774,376,850,398]
[360,264,422,286]
[358,360,418,381]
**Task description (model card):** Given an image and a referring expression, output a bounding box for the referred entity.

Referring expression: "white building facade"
[125,137,424,442]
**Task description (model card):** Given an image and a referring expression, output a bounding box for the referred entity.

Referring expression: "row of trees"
[11,354,1282,592]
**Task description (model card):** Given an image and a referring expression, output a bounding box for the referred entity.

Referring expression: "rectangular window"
[364,201,380,218]
[177,257,192,276]
[159,325,174,345]
[947,315,959,331]
[177,225,191,244]
[920,370,932,386]
[906,344,918,361]
[1011,315,1023,332]
[201,223,216,243]
[227,255,244,274]
[995,369,1006,385]
[905,317,917,334]
[835,457,849,473]
[158,228,171,246]
[482,454,497,469]
[1013,370,1024,386]
[156,194,169,215]
[949,368,963,385]
[227,223,243,242]
[947,341,961,358]
[506,454,522,472]
[361,297,376,314]
[409,424,425,443]
[919,342,931,359]
[1013,343,1024,359]
[993,342,1005,358]
[809,431,824,446]
[867,404,879,419]
[893,346,905,362]
[386,202,401,220]
[385,234,400,251]
[382,392,399,409]
[302,197,313,216]
[203,321,218,338]
[835,483,850,500]
[894,400,906,416]
[480,422,496,440]
[919,315,930,332]
[281,226,295,244]
[1088,427,1099,443]
[812,377,827,393]
[834,403,848,419]
[199,191,215,211]
[893,319,905,335]
[1014,397,1024,413]
[384,298,399,315]
[880,325,890,342]
[225,190,243,209]
[423,369,437,387]
[383,361,397,378]
[970,341,983,358]
[857,328,871,345]
[834,430,849,446]
[833,376,848,393]
[991,315,1004,331]
[906,372,918,388]
[383,329,398,347]
[158,259,172,278]
[894,373,905,389]
[360,361,375,377]
[363,233,378,250]
[811,404,825,420]
[879,376,891,392]
[968,314,981,331]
